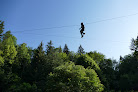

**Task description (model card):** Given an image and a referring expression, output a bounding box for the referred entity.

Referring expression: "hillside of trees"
[0,20,138,92]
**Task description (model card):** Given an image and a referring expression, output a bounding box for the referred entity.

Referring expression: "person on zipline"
[80,22,85,38]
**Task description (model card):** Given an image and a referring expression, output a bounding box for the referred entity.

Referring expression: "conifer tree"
[63,44,69,55]
[46,40,54,55]
[59,46,62,53]
[130,36,138,58]
[77,45,85,55]
[0,21,4,39]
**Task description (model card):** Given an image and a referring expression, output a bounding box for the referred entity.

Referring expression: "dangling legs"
[80,31,83,38]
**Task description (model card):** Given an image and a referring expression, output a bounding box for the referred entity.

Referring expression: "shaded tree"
[13,43,31,78]
[58,46,62,53]
[0,50,4,67]
[0,21,4,42]
[31,42,46,84]
[46,40,54,55]
[0,21,4,35]
[63,44,69,55]
[119,54,138,91]
[130,36,138,59]
[77,45,85,55]
[8,82,38,92]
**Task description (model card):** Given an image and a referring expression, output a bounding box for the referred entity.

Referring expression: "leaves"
[46,62,104,92]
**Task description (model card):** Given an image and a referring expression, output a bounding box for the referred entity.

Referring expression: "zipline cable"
[12,12,138,33]
[85,12,138,25]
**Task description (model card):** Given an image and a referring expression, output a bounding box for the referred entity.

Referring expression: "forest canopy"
[0,20,138,92]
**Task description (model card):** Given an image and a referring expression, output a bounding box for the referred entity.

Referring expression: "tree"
[99,59,118,90]
[130,36,138,59]
[46,40,54,55]
[13,43,31,78]
[0,21,4,42]
[87,51,105,65]
[2,36,17,66]
[58,46,62,53]
[0,21,3,65]
[0,50,4,67]
[31,42,46,81]
[75,54,100,71]
[63,44,69,55]
[119,54,138,90]
[8,82,38,92]
[77,45,85,55]
[46,62,104,92]
[3,31,17,46]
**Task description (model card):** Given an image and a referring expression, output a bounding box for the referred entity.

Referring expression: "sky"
[0,0,138,60]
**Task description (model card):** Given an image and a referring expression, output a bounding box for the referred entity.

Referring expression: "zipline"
[12,12,138,33]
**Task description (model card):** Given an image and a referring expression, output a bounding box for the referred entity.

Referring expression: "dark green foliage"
[0,21,4,42]
[119,54,138,90]
[46,40,54,55]
[130,36,138,59]
[8,82,38,92]
[63,44,70,55]
[75,54,100,71]
[77,45,85,55]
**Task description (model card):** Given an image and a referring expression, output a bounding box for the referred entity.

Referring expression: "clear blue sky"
[0,0,138,60]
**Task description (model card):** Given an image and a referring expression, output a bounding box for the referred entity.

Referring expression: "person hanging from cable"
[79,22,85,38]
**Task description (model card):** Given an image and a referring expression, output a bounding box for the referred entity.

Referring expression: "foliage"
[63,44,70,55]
[2,36,17,65]
[0,50,4,66]
[0,20,4,35]
[77,45,85,55]
[75,54,100,71]
[87,51,105,65]
[0,21,138,91]
[46,40,54,55]
[46,62,104,92]
[8,82,38,92]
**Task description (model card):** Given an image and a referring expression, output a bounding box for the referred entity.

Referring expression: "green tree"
[0,21,4,42]
[130,36,138,59]
[46,62,104,92]
[77,45,85,55]
[119,54,138,91]
[0,50,4,66]
[3,31,17,46]
[2,36,17,65]
[13,43,31,78]
[87,51,105,65]
[75,54,100,71]
[8,82,38,92]
[58,46,62,53]
[0,21,4,34]
[100,59,118,90]
[46,40,54,55]
[31,42,46,89]
[1,31,17,67]
[63,44,69,55]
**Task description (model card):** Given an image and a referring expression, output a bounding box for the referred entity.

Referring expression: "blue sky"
[0,0,138,60]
